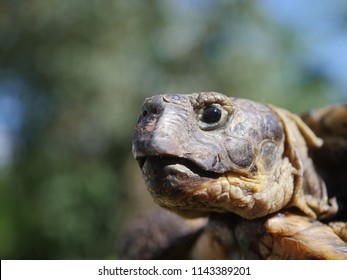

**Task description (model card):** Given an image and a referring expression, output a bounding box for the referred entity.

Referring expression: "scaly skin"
[133,92,334,219]
[125,92,347,259]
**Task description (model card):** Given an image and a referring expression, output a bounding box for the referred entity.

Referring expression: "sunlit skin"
[133,92,333,219]
[125,92,347,259]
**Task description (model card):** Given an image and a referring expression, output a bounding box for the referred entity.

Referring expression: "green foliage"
[0,0,342,259]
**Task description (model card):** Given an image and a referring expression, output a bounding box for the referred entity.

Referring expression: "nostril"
[137,107,161,124]
[143,106,160,117]
[142,107,158,118]
[137,109,148,124]
[137,96,165,123]
[150,107,158,115]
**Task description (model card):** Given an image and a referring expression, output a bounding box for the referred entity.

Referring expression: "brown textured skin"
[259,212,347,259]
[190,212,347,260]
[121,92,347,260]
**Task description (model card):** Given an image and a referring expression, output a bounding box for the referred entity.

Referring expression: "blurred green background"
[0,0,346,259]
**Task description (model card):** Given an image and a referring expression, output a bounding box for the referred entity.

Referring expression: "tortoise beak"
[132,95,190,161]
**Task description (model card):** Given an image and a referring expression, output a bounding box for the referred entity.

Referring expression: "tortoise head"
[132,92,334,219]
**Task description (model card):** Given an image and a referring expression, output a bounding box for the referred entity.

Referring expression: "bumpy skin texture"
[123,92,347,260]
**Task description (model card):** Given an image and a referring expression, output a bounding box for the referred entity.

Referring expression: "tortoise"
[118,92,347,260]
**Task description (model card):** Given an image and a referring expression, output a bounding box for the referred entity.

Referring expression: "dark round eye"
[202,106,222,124]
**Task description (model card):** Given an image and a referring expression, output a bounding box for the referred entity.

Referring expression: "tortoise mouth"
[138,156,220,179]
[138,156,221,213]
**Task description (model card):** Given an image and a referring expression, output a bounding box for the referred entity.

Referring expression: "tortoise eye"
[197,104,229,131]
[202,106,222,124]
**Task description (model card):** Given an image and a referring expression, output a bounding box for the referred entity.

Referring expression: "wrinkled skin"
[122,92,347,260]
[133,92,334,219]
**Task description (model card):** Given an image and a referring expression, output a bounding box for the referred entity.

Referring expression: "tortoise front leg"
[329,221,347,243]
[257,212,347,260]
[117,209,207,259]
